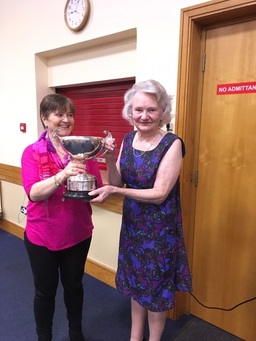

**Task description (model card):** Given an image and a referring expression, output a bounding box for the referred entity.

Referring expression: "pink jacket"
[21,135,103,251]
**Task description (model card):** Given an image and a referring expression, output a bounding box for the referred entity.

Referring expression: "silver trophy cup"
[52,129,112,200]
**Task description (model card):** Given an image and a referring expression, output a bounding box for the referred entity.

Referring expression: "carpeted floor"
[171,316,244,341]
[0,228,245,341]
[0,228,191,341]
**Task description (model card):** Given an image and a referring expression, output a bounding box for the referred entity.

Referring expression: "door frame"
[174,0,256,319]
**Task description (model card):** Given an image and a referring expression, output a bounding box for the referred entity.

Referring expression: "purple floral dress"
[115,131,192,312]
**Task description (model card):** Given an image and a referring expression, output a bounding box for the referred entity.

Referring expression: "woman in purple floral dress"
[90,80,192,341]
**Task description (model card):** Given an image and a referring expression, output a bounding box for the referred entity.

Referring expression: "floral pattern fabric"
[115,131,192,312]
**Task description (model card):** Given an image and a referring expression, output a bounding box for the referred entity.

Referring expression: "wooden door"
[190,20,256,341]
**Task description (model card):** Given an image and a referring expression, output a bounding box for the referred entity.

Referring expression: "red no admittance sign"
[217,81,256,95]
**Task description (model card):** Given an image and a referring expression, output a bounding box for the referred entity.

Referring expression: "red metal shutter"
[57,79,134,169]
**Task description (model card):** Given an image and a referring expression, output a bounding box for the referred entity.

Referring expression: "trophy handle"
[103,130,113,139]
[51,128,67,156]
[52,127,60,140]
[101,130,113,156]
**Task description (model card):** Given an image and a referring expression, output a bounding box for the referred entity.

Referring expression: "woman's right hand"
[102,137,117,161]
[28,159,86,202]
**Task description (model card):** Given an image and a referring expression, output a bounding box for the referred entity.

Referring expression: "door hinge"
[194,170,199,187]
[202,53,206,72]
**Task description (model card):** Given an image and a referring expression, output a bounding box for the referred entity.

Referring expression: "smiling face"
[42,110,74,137]
[40,94,75,137]
[131,91,163,135]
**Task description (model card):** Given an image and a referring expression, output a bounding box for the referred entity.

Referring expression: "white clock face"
[65,0,89,31]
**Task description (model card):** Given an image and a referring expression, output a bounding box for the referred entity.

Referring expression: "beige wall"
[0,0,210,270]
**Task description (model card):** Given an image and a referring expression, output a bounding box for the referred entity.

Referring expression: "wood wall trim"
[0,163,123,214]
[0,163,22,186]
[93,195,123,214]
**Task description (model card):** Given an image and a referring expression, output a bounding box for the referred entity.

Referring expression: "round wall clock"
[64,0,90,32]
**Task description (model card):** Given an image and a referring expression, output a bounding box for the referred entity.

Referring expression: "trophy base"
[63,190,98,201]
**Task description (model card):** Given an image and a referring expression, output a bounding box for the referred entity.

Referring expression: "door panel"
[190,20,256,341]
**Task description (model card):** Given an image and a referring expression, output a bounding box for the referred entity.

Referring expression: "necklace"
[132,132,160,158]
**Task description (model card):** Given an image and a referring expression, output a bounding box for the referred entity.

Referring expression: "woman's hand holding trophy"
[67,159,87,176]
[51,129,113,200]
[102,134,117,160]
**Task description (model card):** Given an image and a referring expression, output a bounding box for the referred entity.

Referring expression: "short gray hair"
[122,79,173,127]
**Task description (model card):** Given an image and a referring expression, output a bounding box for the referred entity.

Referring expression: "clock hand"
[75,0,80,11]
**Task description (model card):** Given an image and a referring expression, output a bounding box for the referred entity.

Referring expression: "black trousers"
[24,232,91,340]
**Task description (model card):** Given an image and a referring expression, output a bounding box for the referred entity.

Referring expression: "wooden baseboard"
[85,259,116,288]
[0,219,25,239]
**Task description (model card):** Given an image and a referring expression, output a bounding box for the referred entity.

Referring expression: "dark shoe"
[69,329,85,341]
[142,338,147,341]
[37,330,52,341]
[38,335,52,341]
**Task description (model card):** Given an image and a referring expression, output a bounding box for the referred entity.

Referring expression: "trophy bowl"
[59,136,103,160]
[52,129,112,200]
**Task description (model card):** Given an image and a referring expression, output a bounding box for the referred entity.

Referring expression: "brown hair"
[40,93,75,128]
